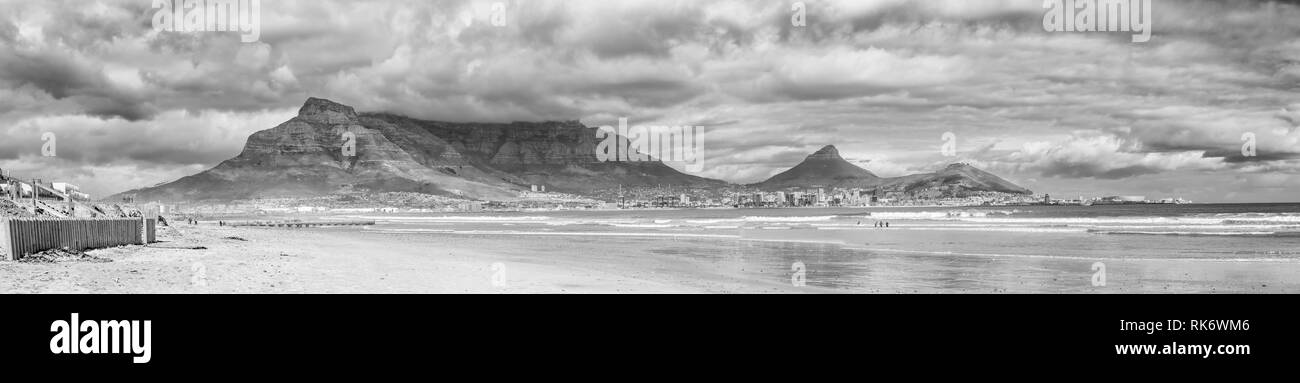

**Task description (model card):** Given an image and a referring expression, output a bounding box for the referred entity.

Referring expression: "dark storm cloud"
[1216,152,1300,163]
[37,0,153,50]
[0,48,154,120]
[577,79,707,108]
[0,50,102,99]
[0,19,16,42]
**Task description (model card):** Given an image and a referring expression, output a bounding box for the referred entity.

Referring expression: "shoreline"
[0,224,822,293]
[1,221,1297,293]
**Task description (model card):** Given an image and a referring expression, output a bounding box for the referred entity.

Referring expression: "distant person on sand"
[885,222,890,228]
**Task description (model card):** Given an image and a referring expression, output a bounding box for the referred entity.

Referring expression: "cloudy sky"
[1,0,1298,202]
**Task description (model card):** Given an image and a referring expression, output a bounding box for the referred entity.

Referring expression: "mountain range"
[750,145,1032,197]
[113,98,1029,202]
[114,98,722,201]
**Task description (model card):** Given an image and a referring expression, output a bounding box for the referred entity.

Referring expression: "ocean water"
[345,204,1300,292]
[356,204,1300,260]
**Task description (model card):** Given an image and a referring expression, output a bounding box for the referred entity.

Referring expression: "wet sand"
[1,223,1297,293]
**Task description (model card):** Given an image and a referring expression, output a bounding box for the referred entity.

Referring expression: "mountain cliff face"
[114,98,722,202]
[752,145,1031,196]
[368,114,723,191]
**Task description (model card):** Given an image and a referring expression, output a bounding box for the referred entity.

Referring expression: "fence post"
[146,218,156,244]
[1,220,13,261]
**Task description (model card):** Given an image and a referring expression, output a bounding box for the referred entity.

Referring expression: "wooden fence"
[0,218,157,261]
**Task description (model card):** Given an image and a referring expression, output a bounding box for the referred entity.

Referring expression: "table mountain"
[111,98,723,202]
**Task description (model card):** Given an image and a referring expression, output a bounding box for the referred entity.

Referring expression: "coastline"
[0,223,819,293]
[2,219,1297,293]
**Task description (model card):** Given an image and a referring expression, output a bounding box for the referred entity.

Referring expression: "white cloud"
[1008,134,1224,180]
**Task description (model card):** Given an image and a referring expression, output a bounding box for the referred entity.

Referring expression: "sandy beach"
[0,223,817,293]
[3,217,1299,294]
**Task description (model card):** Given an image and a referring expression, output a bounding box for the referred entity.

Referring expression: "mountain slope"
[877,163,1032,196]
[752,146,1031,196]
[750,145,880,189]
[111,98,724,202]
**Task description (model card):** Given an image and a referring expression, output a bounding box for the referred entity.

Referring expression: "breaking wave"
[1087,230,1300,237]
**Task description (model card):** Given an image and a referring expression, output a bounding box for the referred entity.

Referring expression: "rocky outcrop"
[296,97,358,125]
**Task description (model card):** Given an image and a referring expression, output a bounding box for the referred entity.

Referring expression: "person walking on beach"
[885,222,890,228]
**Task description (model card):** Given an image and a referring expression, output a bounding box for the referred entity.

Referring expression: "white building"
[329,208,378,213]
[52,182,80,194]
